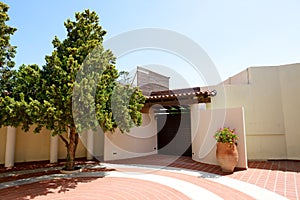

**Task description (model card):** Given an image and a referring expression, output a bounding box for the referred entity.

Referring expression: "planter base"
[60,166,82,174]
[216,142,238,173]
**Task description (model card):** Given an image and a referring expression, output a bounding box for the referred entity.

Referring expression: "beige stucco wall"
[15,127,51,162]
[92,130,105,160]
[0,126,88,165]
[0,127,7,164]
[207,64,300,160]
[191,106,248,168]
[77,129,104,160]
[104,109,157,161]
[279,65,300,159]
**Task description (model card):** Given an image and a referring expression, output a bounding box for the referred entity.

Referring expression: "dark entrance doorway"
[143,87,212,157]
[157,111,192,156]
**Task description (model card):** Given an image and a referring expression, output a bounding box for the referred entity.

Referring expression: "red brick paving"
[0,155,299,199]
[109,155,300,200]
[52,177,190,200]
[0,177,190,200]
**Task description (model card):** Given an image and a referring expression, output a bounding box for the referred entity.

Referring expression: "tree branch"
[59,134,69,147]
[74,131,79,153]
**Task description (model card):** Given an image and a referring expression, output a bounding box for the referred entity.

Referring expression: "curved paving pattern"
[1,155,299,199]
[109,155,300,199]
[104,164,286,200]
[0,162,289,200]
[7,177,190,200]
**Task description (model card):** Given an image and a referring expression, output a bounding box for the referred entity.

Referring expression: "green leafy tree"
[0,10,145,170]
[0,2,17,96]
[0,64,41,130]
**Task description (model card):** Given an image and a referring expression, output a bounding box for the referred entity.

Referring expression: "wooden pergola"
[141,87,215,113]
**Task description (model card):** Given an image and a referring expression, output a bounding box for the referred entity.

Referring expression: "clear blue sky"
[3,0,300,88]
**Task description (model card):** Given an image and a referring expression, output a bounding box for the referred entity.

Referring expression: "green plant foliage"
[0,2,17,96]
[0,9,145,170]
[214,127,238,144]
[0,64,41,131]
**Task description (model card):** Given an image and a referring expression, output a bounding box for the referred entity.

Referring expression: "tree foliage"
[0,64,41,130]
[0,9,145,170]
[0,2,17,96]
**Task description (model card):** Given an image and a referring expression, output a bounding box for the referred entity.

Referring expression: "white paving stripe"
[103,164,288,200]
[208,176,287,200]
[105,171,223,200]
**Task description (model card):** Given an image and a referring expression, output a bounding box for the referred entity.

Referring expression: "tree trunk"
[65,127,78,170]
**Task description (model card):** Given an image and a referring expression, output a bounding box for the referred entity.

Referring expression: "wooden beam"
[144,97,211,108]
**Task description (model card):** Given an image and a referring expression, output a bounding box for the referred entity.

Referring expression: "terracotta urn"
[216,142,238,173]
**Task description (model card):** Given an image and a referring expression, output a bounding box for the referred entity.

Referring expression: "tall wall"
[208,64,300,160]
[0,127,6,164]
[92,129,105,160]
[0,110,152,164]
[0,127,87,164]
[191,106,248,168]
[14,127,51,162]
[104,109,157,161]
[279,65,300,159]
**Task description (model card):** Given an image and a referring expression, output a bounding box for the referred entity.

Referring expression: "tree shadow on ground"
[0,168,116,200]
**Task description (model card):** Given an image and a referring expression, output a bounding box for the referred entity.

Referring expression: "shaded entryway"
[142,87,212,157]
[157,110,192,157]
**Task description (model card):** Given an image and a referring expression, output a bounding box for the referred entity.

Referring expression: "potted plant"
[214,127,239,173]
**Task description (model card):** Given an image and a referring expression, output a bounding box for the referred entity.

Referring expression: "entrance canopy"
[142,87,215,112]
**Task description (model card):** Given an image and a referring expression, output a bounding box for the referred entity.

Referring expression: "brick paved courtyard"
[0,155,299,199]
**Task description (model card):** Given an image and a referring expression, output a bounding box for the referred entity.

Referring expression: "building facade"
[1,63,299,166]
